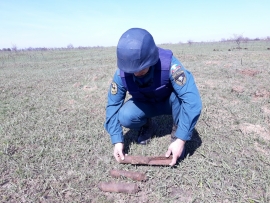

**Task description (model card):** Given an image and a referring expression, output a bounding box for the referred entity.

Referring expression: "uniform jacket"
[104,48,202,144]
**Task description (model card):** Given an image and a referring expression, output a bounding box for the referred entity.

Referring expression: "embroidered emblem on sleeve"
[173,69,186,86]
[171,64,181,74]
[111,82,118,95]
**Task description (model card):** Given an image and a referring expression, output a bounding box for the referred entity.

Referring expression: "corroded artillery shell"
[98,182,139,194]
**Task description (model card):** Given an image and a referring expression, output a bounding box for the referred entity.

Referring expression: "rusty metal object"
[109,169,147,181]
[119,155,172,165]
[98,182,139,194]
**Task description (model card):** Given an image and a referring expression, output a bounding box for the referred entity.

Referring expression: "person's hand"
[113,142,124,162]
[165,138,186,166]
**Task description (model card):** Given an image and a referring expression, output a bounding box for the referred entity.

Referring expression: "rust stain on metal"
[119,155,172,165]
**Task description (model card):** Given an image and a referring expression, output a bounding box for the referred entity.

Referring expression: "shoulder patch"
[111,82,118,95]
[173,69,186,86]
[171,64,181,74]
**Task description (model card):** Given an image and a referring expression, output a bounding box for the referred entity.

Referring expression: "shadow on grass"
[184,128,202,156]
[122,129,140,154]
[123,115,202,162]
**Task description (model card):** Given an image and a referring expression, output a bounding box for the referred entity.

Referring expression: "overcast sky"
[0,0,269,49]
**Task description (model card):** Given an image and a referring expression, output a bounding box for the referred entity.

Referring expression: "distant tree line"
[1,35,270,52]
[0,45,106,52]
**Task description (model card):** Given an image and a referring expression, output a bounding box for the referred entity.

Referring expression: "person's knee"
[118,107,135,128]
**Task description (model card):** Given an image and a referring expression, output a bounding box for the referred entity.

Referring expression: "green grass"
[1,41,270,202]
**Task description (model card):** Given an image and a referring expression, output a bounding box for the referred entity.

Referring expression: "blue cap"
[117,28,159,73]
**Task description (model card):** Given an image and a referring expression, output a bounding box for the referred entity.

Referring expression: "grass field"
[1,41,270,202]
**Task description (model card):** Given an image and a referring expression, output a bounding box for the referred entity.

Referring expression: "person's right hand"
[113,143,124,162]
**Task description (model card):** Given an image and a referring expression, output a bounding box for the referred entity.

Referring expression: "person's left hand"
[165,138,186,166]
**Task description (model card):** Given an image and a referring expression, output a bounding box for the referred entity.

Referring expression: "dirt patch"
[203,80,216,88]
[67,99,76,105]
[239,123,270,141]
[223,64,233,68]
[170,187,193,202]
[83,84,97,92]
[261,106,270,115]
[205,61,221,65]
[254,142,269,156]
[73,82,82,88]
[58,99,77,112]
[253,89,270,98]
[231,86,244,94]
[237,69,260,77]
[73,82,97,92]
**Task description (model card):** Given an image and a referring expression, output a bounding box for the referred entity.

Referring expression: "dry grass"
[1,41,270,202]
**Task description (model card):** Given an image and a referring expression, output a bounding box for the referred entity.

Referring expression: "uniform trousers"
[118,91,181,129]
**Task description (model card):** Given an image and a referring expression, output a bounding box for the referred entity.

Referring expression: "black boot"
[137,118,156,145]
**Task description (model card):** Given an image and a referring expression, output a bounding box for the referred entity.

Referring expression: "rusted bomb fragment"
[119,155,173,165]
[109,169,147,181]
[98,182,139,194]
